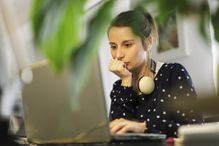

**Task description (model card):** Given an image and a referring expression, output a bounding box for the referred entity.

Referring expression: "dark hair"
[109,8,158,45]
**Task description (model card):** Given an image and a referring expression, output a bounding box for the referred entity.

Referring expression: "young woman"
[108,9,203,138]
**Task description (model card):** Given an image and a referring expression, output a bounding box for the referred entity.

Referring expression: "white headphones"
[138,59,156,95]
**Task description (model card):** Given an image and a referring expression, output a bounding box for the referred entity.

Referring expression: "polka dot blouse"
[109,63,203,138]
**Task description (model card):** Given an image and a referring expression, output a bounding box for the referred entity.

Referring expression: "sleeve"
[146,64,203,137]
[109,80,137,121]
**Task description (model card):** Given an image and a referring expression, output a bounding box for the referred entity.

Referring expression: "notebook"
[20,59,166,144]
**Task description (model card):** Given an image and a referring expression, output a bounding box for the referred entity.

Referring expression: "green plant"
[31,0,115,102]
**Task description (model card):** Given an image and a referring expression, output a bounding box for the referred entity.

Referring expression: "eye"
[110,44,117,50]
[124,43,133,48]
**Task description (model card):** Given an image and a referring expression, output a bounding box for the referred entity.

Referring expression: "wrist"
[140,121,147,133]
[121,76,132,87]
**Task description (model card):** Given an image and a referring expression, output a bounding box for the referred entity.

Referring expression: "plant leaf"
[30,0,86,72]
[157,0,177,25]
[212,6,219,42]
[68,0,115,109]
[198,2,210,41]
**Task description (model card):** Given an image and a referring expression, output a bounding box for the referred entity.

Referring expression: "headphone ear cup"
[138,76,155,95]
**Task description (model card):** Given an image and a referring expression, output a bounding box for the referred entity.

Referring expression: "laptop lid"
[21,59,111,144]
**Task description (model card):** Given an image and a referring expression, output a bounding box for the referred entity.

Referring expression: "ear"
[143,35,153,51]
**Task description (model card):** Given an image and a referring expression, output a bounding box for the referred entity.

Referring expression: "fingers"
[109,118,130,134]
[109,118,126,134]
[109,119,146,134]
[116,126,130,134]
[109,118,125,129]
[108,59,131,79]
[110,123,130,134]
[111,123,126,134]
[109,59,124,72]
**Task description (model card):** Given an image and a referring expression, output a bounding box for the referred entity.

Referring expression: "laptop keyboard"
[112,133,166,142]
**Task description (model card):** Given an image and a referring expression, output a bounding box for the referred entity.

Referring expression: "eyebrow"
[122,40,135,44]
[109,42,116,45]
[109,39,135,45]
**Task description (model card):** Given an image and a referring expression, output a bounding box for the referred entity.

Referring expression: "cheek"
[130,48,145,65]
[131,47,144,60]
[137,50,146,59]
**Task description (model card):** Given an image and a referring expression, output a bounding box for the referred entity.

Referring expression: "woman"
[108,9,203,138]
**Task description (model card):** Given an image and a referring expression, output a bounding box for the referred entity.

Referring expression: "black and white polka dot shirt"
[109,63,203,138]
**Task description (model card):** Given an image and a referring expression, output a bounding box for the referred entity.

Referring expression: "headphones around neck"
[138,59,156,95]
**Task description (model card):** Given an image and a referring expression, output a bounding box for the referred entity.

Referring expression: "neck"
[132,59,151,81]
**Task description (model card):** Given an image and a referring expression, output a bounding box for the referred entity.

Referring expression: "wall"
[164,15,215,97]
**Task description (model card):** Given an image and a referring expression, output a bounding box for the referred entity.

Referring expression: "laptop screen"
[21,59,111,144]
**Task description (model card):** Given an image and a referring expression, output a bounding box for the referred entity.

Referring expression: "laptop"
[20,59,166,144]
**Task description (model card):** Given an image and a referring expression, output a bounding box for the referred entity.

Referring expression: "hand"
[109,118,146,134]
[108,59,132,86]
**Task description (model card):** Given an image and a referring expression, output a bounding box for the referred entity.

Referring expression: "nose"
[115,48,124,60]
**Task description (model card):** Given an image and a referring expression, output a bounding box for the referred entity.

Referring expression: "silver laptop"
[20,59,166,144]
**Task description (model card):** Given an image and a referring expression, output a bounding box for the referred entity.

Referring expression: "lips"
[124,62,130,69]
[124,62,129,65]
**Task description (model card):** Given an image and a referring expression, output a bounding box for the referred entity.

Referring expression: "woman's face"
[108,26,147,72]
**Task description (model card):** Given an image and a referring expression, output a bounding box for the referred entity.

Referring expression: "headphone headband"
[150,59,156,74]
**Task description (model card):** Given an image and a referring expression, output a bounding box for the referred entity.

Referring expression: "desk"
[14,138,167,146]
[36,141,167,146]
[35,142,219,146]
[12,136,219,146]
[14,139,219,146]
